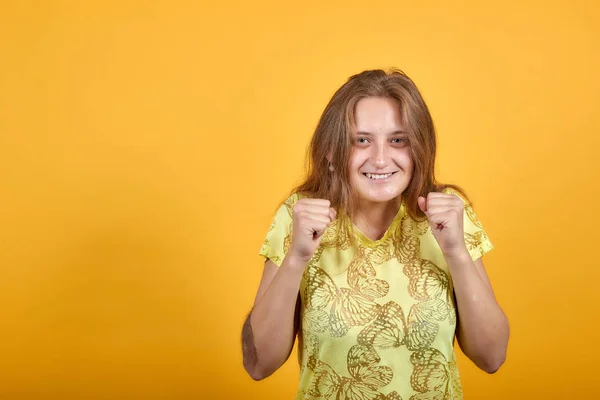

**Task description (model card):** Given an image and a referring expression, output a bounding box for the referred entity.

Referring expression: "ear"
[326,154,334,171]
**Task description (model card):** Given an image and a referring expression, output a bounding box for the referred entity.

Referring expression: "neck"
[353,196,402,241]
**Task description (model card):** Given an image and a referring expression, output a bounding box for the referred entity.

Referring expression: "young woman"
[242,69,509,399]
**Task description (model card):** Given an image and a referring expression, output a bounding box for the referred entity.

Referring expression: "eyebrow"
[356,130,407,135]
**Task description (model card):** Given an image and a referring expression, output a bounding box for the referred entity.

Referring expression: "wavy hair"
[293,68,467,220]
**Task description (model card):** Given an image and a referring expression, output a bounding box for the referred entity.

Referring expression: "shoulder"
[279,192,304,218]
[272,192,312,223]
[283,192,304,207]
[440,186,469,205]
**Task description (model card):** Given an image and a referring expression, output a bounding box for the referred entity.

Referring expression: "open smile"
[363,171,398,180]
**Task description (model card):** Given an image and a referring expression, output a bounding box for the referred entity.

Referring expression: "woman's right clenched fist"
[287,198,336,263]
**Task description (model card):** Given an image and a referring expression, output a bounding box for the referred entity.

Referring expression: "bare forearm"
[242,256,306,380]
[446,250,509,373]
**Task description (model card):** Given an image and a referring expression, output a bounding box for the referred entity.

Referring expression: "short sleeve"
[258,194,298,267]
[443,188,494,261]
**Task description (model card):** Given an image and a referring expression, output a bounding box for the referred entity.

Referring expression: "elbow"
[243,362,271,381]
[471,336,509,374]
[476,346,507,374]
[480,355,505,374]
[242,354,264,381]
[478,318,510,374]
[246,367,267,381]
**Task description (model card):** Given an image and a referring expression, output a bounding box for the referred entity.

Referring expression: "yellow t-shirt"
[259,189,493,400]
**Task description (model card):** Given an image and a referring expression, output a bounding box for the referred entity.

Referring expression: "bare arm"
[242,257,305,380]
[242,198,334,380]
[418,192,509,373]
[449,253,510,373]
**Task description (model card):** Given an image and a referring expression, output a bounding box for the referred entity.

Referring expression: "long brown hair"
[293,68,467,220]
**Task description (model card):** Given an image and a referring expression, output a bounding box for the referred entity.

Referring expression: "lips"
[364,171,397,180]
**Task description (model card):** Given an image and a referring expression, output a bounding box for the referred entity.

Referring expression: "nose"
[371,141,388,168]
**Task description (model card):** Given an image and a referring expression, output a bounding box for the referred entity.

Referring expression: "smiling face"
[348,96,414,207]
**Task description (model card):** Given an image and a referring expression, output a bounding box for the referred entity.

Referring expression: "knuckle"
[295,210,306,220]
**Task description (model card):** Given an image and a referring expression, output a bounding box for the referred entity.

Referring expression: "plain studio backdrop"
[1,0,599,399]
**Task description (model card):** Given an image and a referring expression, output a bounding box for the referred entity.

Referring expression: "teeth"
[366,173,393,180]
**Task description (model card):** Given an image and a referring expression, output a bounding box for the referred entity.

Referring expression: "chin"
[358,190,403,204]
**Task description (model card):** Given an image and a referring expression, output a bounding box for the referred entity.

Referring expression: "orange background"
[1,1,599,399]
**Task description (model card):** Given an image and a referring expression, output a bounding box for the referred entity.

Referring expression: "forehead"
[354,96,404,132]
